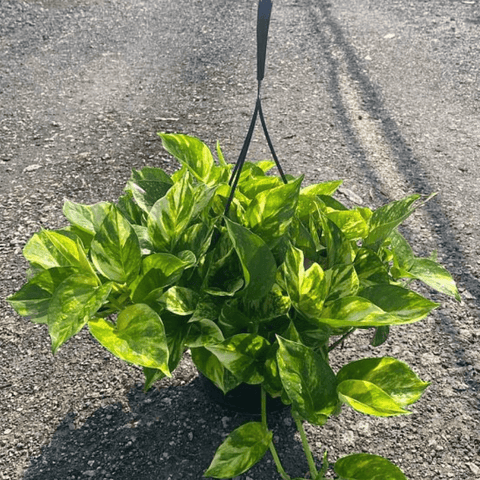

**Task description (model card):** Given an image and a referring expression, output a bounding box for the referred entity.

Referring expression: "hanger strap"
[224,0,287,217]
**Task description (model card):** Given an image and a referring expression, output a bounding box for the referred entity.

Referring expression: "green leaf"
[389,231,459,300]
[224,218,277,300]
[132,225,154,253]
[159,286,199,315]
[337,357,429,407]
[130,252,195,303]
[282,244,328,321]
[354,248,391,287]
[300,180,343,197]
[218,300,252,336]
[238,162,267,182]
[320,285,437,328]
[88,303,170,375]
[240,284,291,323]
[170,164,188,182]
[282,321,302,343]
[335,453,408,480]
[143,367,166,392]
[118,192,144,226]
[60,225,95,253]
[204,277,244,298]
[325,264,359,302]
[201,231,244,297]
[276,336,338,425]
[359,285,438,323]
[163,315,190,374]
[365,194,421,250]
[409,259,460,300]
[371,326,390,347]
[216,141,227,167]
[240,176,283,199]
[256,160,276,173]
[296,194,320,224]
[159,133,215,184]
[206,334,270,384]
[337,380,410,416]
[147,173,196,252]
[321,216,355,268]
[90,206,142,284]
[63,201,113,235]
[320,297,393,328]
[191,347,241,394]
[47,274,112,353]
[7,267,77,323]
[125,167,173,212]
[204,422,272,479]
[186,319,224,348]
[298,322,331,354]
[176,221,215,259]
[148,174,215,252]
[289,217,317,260]
[327,209,369,241]
[389,230,415,271]
[23,230,95,275]
[189,300,220,323]
[246,176,303,245]
[263,342,283,398]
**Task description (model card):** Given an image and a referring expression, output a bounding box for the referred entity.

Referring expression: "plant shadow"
[23,377,312,480]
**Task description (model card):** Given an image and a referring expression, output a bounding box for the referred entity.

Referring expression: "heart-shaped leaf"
[337,380,410,417]
[191,347,241,394]
[337,357,429,406]
[63,201,113,235]
[282,244,328,321]
[160,133,213,182]
[204,422,272,478]
[206,334,270,384]
[225,218,276,300]
[159,286,199,315]
[335,453,408,480]
[277,336,338,425]
[130,252,195,303]
[125,167,173,212]
[320,285,437,328]
[246,176,303,245]
[88,303,170,375]
[7,267,77,323]
[90,206,142,284]
[48,274,112,353]
[24,230,95,275]
[364,194,422,250]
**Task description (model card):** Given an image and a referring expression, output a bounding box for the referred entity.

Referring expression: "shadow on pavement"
[23,378,309,480]
[307,0,479,400]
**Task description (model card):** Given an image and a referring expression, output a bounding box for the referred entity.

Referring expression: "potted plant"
[8,133,459,479]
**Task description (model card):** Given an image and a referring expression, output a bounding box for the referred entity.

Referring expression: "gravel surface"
[1,0,479,479]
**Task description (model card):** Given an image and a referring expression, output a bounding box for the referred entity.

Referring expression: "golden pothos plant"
[8,133,459,479]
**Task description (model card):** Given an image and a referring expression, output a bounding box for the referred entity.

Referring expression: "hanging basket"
[199,374,287,415]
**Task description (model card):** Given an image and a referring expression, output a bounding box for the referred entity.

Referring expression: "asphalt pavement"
[0,1,479,479]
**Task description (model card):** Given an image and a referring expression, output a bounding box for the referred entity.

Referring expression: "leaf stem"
[328,328,355,352]
[293,412,318,479]
[261,385,268,429]
[261,387,290,480]
[269,442,290,480]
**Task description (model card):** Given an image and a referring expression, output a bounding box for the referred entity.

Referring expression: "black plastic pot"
[199,374,287,415]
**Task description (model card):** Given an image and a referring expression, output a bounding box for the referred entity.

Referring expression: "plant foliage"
[8,133,460,479]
